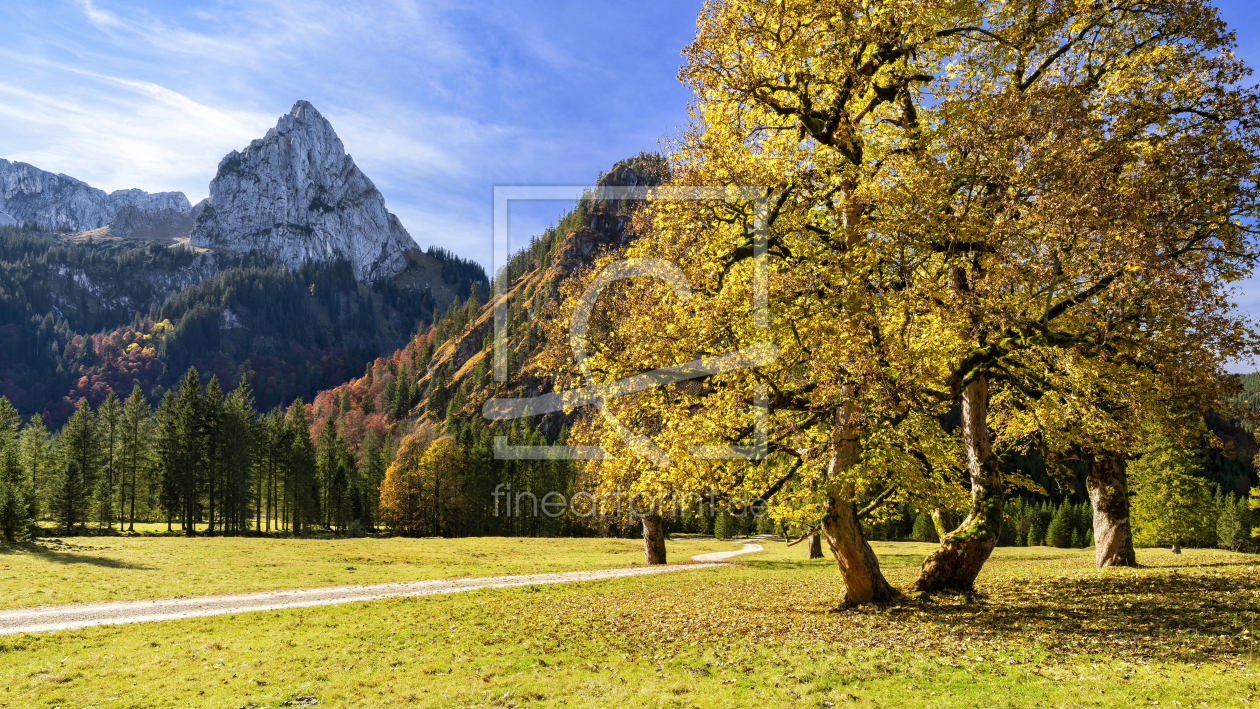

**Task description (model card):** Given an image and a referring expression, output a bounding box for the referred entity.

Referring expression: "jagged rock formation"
[0,158,190,230]
[189,100,416,281]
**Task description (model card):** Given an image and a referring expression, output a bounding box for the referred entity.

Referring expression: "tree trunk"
[127,462,136,532]
[642,514,666,565]
[821,400,899,606]
[808,533,823,559]
[1171,541,1181,554]
[1086,454,1137,567]
[932,508,956,540]
[914,376,1003,594]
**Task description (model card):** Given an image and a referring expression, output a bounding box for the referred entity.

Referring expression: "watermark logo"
[480,185,775,465]
[490,485,769,520]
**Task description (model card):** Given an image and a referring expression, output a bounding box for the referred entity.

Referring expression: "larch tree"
[378,429,430,535]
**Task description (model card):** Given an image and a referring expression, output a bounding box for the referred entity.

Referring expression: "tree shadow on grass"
[900,562,1260,662]
[0,542,153,570]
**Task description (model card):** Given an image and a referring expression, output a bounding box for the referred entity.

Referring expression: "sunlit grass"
[0,534,753,608]
[0,543,1255,708]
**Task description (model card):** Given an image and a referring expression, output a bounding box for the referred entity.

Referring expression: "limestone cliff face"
[0,159,190,230]
[189,101,415,281]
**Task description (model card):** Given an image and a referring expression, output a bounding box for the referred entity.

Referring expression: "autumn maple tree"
[545,0,1260,605]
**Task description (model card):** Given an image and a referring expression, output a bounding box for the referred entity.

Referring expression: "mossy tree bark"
[914,376,1003,594]
[1086,454,1137,567]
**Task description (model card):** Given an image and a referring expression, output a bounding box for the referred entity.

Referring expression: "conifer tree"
[1217,491,1248,552]
[171,368,204,536]
[153,391,181,532]
[285,399,319,534]
[0,397,32,541]
[1047,504,1074,549]
[202,376,224,533]
[912,513,939,543]
[53,400,100,535]
[97,391,122,529]
[360,429,387,532]
[1129,444,1217,553]
[18,414,49,521]
[218,378,256,533]
[119,386,150,532]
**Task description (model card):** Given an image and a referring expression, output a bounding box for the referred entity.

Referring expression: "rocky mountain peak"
[189,100,415,281]
[0,158,190,230]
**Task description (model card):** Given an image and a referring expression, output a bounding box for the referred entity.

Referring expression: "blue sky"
[0,0,703,269]
[2,0,1260,367]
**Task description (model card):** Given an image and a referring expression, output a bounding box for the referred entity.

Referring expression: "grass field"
[0,534,750,608]
[0,537,1256,707]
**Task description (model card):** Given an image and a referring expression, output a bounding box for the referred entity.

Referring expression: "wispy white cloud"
[74,0,329,67]
[0,0,701,272]
[0,50,271,198]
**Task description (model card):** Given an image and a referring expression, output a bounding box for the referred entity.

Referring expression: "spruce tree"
[1217,491,1246,551]
[285,399,319,534]
[97,391,122,529]
[171,369,204,536]
[316,417,339,528]
[360,429,388,531]
[202,376,224,533]
[1047,503,1073,548]
[53,400,100,535]
[0,397,32,540]
[119,386,150,532]
[910,513,936,542]
[18,414,49,522]
[153,392,179,531]
[218,378,256,534]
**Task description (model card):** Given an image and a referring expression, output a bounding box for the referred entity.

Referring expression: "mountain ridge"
[189,100,416,282]
[0,158,190,231]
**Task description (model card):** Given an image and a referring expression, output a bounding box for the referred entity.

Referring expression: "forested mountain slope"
[300,153,670,536]
[0,223,485,424]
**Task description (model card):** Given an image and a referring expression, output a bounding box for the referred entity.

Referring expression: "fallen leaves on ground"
[489,551,1259,668]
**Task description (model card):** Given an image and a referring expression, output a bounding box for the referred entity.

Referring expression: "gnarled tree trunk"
[932,508,956,539]
[822,400,899,606]
[1086,454,1137,567]
[808,533,824,559]
[642,514,666,565]
[914,376,1003,594]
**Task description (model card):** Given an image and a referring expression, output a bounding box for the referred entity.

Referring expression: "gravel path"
[691,542,765,562]
[0,540,766,635]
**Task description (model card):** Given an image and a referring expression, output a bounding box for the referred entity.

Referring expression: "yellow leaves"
[491,548,1258,668]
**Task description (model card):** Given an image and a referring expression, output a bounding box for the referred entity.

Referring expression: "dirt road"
[0,540,765,635]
